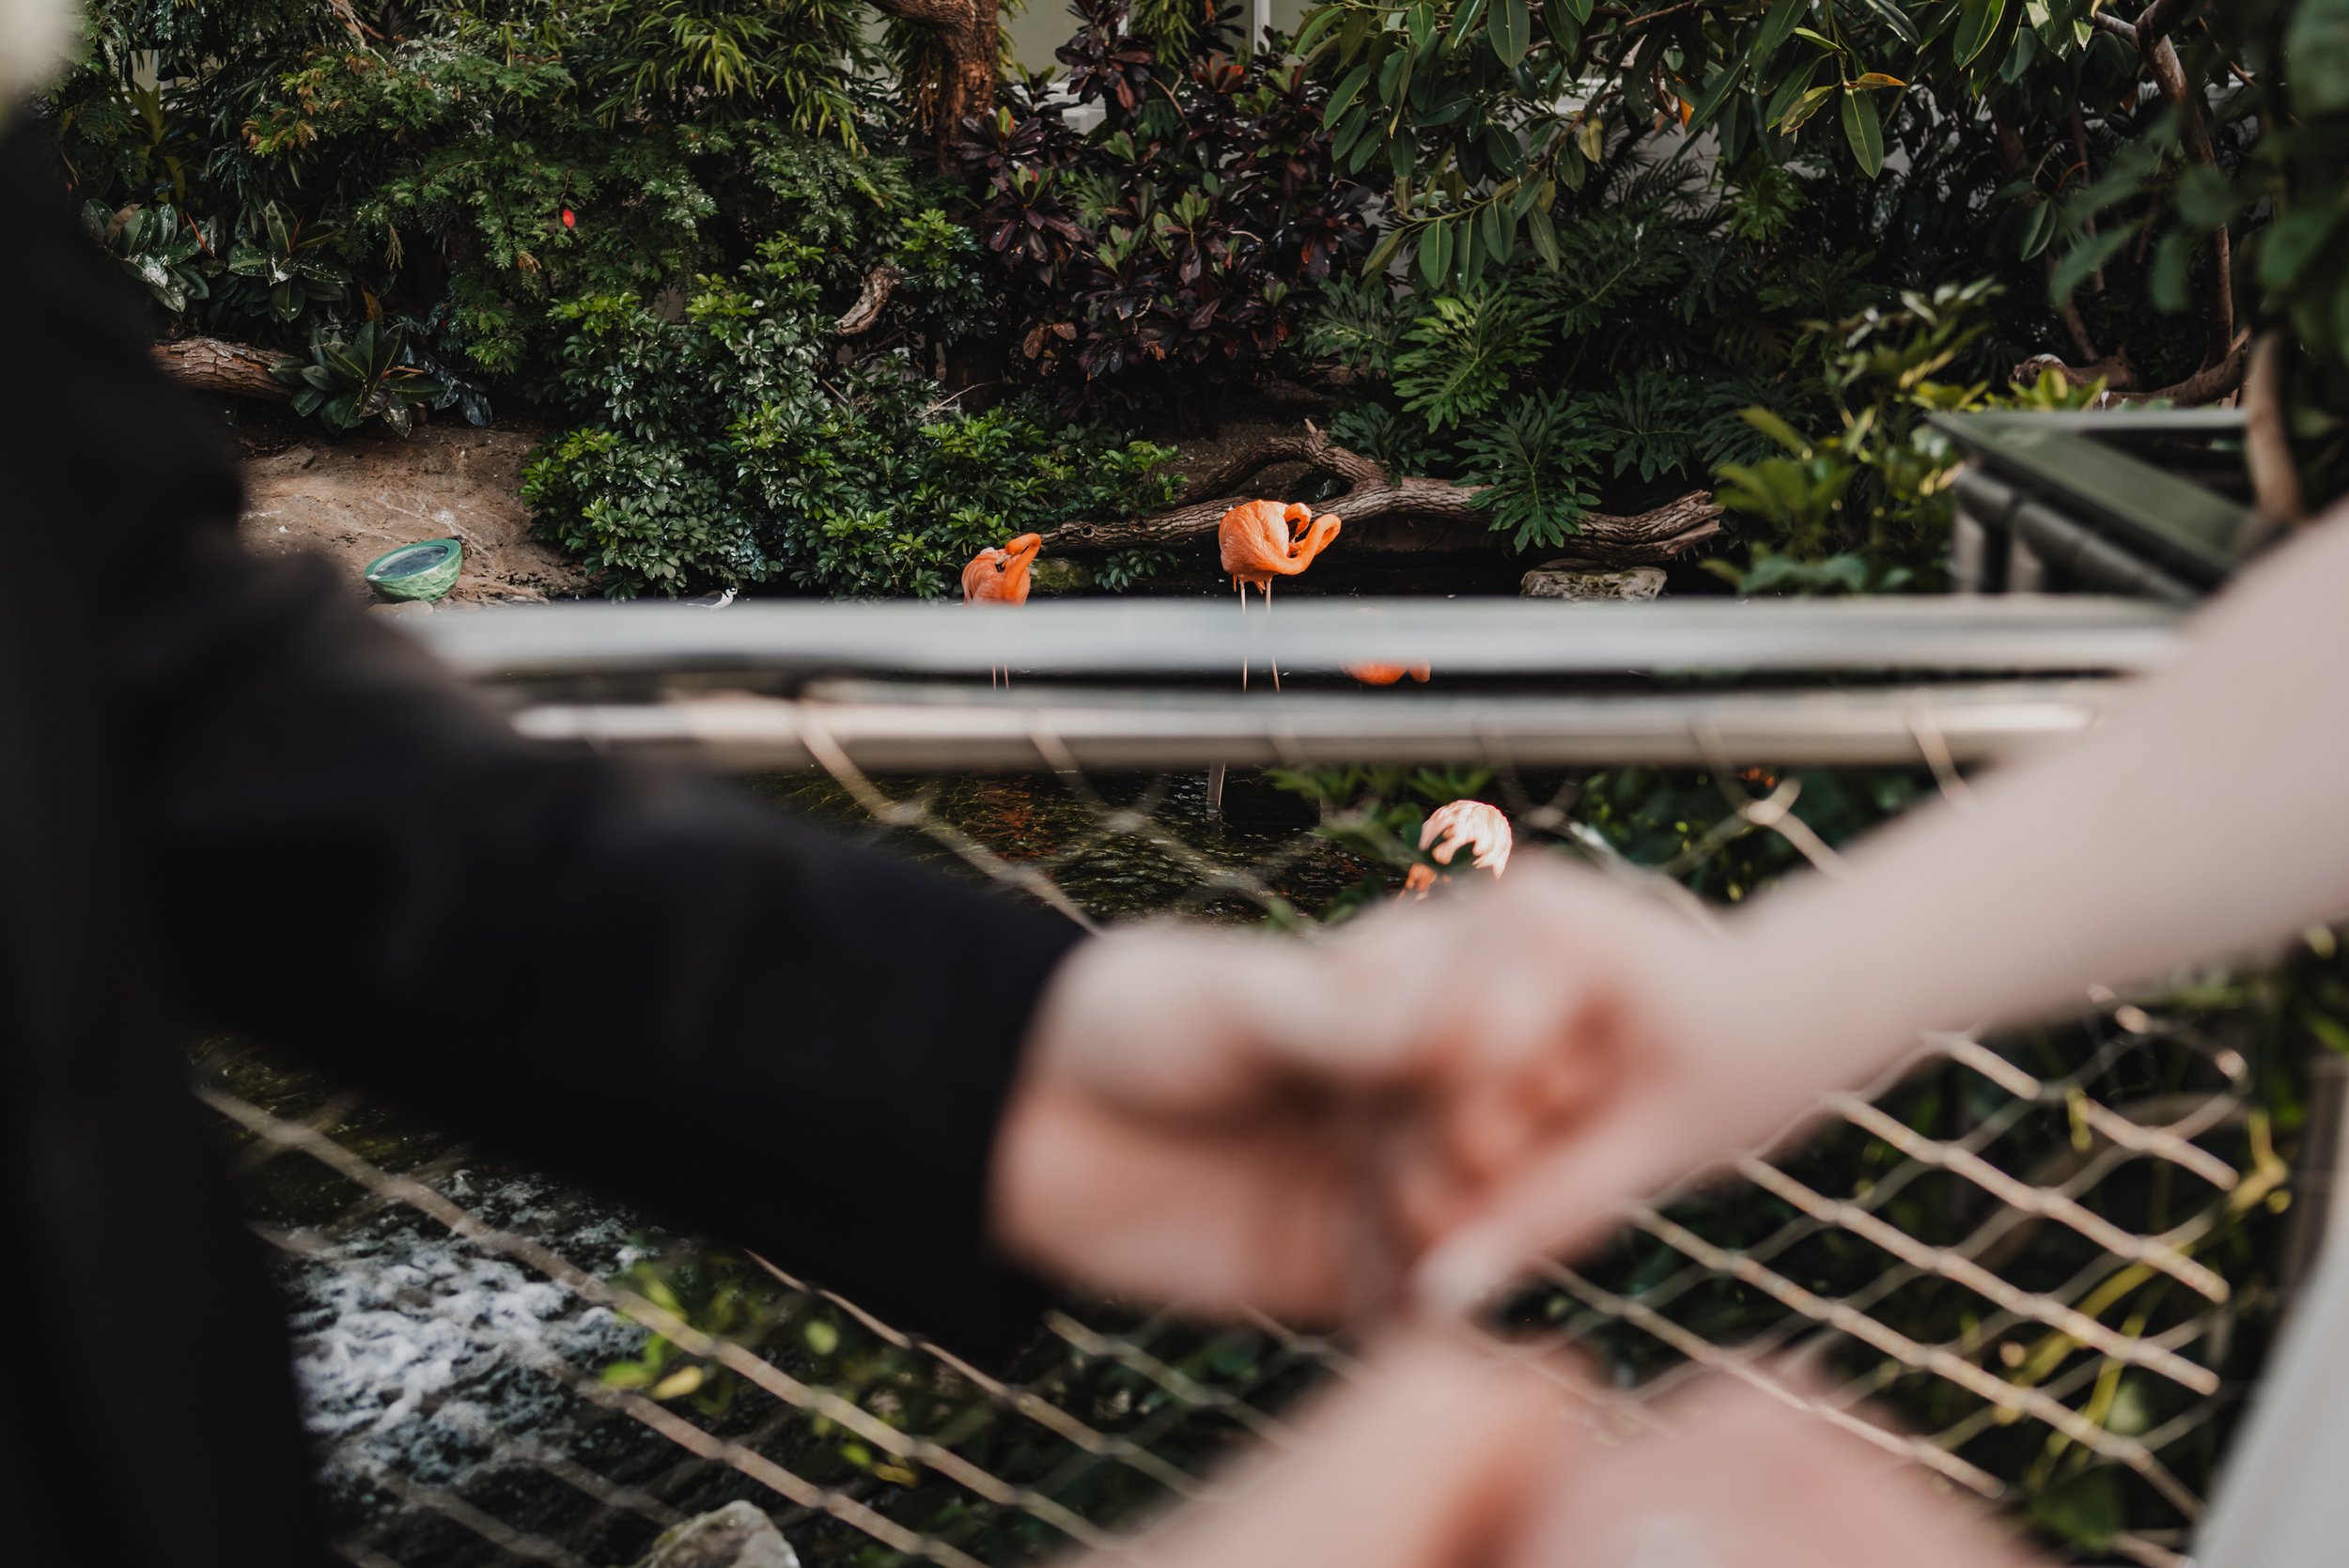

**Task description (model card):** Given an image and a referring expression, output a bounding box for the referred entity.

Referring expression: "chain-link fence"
[204,598,2316,1568]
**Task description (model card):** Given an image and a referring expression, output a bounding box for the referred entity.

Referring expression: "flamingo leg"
[1264,579,1280,691]
[1237,575,1249,691]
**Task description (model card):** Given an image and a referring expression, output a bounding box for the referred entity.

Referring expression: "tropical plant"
[958,0,1372,419]
[81,199,212,317]
[521,232,1177,598]
[224,200,349,326]
[272,321,447,435]
[1299,0,2278,414]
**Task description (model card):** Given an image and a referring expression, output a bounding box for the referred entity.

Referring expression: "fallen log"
[1040,420,1722,562]
[154,335,298,402]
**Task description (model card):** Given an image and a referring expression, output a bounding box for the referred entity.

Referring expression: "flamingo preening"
[1399,800,1513,899]
[961,532,1043,686]
[1218,499,1343,691]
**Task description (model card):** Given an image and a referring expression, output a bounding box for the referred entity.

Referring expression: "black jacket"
[0,119,1081,1568]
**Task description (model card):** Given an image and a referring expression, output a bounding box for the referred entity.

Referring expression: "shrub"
[957,0,1371,419]
[522,234,1178,598]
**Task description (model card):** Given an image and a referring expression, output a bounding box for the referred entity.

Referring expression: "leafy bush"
[957,0,1371,418]
[272,320,446,436]
[48,0,899,384]
[521,234,1177,598]
[1710,281,2108,594]
[1301,158,1824,551]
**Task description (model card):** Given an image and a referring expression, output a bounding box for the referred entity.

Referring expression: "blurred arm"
[7,122,1080,1355]
[1732,506,2349,1084]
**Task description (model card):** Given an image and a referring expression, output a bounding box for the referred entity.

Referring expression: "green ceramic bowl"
[365,537,464,602]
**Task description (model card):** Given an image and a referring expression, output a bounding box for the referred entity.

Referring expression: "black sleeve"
[4,119,1082,1359]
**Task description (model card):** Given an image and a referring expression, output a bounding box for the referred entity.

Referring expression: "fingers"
[1508,1376,2043,1568]
[1112,1328,1568,1568]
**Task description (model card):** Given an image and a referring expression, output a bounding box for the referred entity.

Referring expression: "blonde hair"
[0,0,78,115]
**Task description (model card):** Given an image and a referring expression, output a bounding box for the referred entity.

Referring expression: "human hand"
[1073,1329,2036,1568]
[1501,1375,2042,1568]
[1094,1327,1562,1568]
[1315,855,1847,1315]
[992,921,1456,1319]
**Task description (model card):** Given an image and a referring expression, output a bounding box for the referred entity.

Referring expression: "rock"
[366,599,435,619]
[1026,557,1095,596]
[630,1501,799,1568]
[1519,563,1667,601]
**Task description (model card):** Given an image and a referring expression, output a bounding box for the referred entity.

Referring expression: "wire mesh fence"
[203,599,2313,1568]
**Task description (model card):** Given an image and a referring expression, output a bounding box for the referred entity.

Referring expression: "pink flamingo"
[1218,499,1343,691]
[1399,800,1513,899]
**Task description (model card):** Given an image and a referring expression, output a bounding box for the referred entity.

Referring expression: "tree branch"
[153,335,297,401]
[1039,422,1721,562]
[834,264,903,337]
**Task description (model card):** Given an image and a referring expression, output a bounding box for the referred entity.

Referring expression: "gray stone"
[1519,563,1667,601]
[630,1501,799,1568]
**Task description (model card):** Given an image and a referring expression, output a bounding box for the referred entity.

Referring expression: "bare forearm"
[1732,509,2349,1080]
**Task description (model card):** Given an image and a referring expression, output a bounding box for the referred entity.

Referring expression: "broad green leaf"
[1324,62,1372,124]
[1752,0,1808,74]
[2150,230,2192,315]
[1488,0,1532,68]
[1954,0,2007,68]
[2048,227,2130,306]
[1445,0,1489,54]
[1763,56,1827,132]
[1527,204,1560,267]
[2017,197,2055,261]
[1779,83,1837,133]
[1480,199,1513,263]
[1545,8,1581,54]
[1418,220,1447,287]
[2259,206,2345,293]
[2288,0,2349,118]
[1292,6,1344,57]
[1565,0,1593,17]
[1578,113,1605,161]
[1850,0,1921,46]
[1405,3,1435,50]
[1686,61,1749,131]
[1840,88,1884,176]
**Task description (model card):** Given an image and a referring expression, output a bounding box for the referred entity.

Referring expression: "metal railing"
[211,597,2303,1568]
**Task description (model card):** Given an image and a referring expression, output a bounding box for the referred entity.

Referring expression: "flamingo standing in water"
[1218,500,1343,691]
[1399,800,1513,899]
[961,532,1043,686]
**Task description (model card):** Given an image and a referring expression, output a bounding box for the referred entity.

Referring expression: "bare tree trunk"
[1039,421,1723,562]
[153,336,297,402]
[866,0,998,169]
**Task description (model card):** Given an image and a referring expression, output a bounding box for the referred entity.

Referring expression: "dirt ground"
[236,423,590,606]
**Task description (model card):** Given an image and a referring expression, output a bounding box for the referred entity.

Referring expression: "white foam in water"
[278,1173,650,1488]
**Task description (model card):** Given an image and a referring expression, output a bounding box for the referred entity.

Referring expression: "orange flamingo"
[961,532,1043,686]
[1398,800,1513,899]
[1347,662,1433,686]
[1218,500,1343,691]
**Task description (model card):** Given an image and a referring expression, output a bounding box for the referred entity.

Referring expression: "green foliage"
[81,199,211,316]
[1710,279,2107,593]
[224,200,348,326]
[1296,0,2349,517]
[49,0,897,390]
[1301,157,1824,551]
[1392,287,1545,430]
[521,236,1177,598]
[273,320,446,435]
